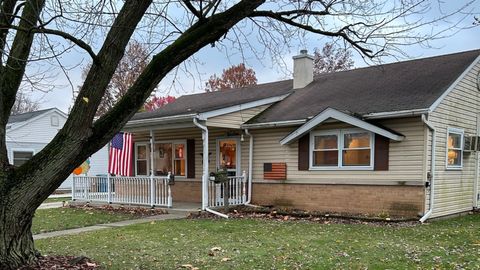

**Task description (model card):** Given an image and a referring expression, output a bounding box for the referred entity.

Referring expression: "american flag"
[108,132,133,176]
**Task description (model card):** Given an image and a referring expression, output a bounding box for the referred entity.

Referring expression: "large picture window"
[310,129,373,170]
[154,141,186,177]
[446,128,463,169]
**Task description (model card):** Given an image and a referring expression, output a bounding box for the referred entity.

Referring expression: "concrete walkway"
[38,202,65,209]
[33,211,188,240]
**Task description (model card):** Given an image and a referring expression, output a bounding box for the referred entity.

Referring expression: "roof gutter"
[241,119,307,129]
[241,109,429,129]
[125,114,197,128]
[362,109,429,120]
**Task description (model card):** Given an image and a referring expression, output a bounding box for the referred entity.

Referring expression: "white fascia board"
[241,119,307,129]
[362,108,429,119]
[197,94,290,120]
[124,114,197,128]
[280,108,405,145]
[429,54,480,112]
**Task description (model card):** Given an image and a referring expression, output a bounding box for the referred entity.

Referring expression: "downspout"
[193,117,209,211]
[244,129,253,204]
[474,71,480,209]
[420,114,436,223]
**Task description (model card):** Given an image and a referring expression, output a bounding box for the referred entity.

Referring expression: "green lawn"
[33,208,138,234]
[35,214,480,269]
[43,197,71,204]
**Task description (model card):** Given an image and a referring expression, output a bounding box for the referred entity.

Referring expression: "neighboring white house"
[6,108,108,190]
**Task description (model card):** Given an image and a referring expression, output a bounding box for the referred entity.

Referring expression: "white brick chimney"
[292,49,314,89]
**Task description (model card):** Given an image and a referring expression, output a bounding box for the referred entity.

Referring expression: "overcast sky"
[29,1,480,113]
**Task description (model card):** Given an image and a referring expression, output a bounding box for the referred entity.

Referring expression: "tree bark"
[0,0,265,268]
[0,193,37,269]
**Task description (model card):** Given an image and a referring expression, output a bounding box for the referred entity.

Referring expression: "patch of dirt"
[18,255,99,270]
[188,206,420,227]
[65,203,168,216]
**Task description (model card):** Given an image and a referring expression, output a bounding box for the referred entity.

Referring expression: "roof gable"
[280,108,405,145]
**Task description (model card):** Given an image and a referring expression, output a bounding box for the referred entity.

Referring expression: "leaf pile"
[188,206,421,227]
[66,204,168,217]
[18,256,98,270]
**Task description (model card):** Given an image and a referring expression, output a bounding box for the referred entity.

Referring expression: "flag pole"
[107,140,112,204]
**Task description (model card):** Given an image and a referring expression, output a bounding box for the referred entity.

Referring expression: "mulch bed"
[18,256,99,270]
[65,203,168,216]
[188,205,420,227]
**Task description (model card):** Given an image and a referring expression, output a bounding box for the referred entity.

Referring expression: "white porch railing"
[208,171,247,207]
[72,175,172,207]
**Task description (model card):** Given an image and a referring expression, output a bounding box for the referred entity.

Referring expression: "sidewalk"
[38,202,65,209]
[33,211,188,240]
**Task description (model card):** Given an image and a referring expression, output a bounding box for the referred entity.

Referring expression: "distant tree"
[77,41,151,116]
[313,43,354,75]
[143,96,176,111]
[11,91,40,115]
[205,63,257,92]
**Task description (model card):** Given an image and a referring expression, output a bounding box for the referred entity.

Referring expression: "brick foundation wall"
[171,181,202,203]
[170,181,425,217]
[251,183,425,218]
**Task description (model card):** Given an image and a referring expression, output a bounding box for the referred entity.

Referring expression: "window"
[13,151,34,166]
[310,129,373,170]
[446,128,463,169]
[136,144,149,175]
[312,134,338,166]
[154,141,186,176]
[343,132,371,166]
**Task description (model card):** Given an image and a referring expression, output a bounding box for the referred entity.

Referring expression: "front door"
[217,138,240,176]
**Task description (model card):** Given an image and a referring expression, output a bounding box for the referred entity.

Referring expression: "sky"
[27,1,480,113]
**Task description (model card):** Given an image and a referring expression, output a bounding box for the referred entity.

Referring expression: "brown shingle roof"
[131,49,480,123]
[248,49,480,124]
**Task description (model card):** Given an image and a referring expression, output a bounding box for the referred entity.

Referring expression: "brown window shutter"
[298,134,310,171]
[374,134,389,171]
[187,139,195,178]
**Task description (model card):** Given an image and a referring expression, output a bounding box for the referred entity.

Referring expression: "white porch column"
[149,129,155,207]
[193,118,209,210]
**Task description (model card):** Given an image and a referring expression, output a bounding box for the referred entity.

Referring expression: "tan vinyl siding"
[428,59,480,218]
[248,117,426,185]
[206,105,270,128]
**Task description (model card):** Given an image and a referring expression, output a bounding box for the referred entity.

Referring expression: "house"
[73,49,480,221]
[7,108,108,190]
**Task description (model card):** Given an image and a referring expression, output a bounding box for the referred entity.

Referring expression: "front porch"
[72,173,247,209]
[72,122,252,212]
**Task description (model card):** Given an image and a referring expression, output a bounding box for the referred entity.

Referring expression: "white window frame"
[154,140,188,178]
[446,127,464,170]
[134,143,149,176]
[309,128,374,171]
[11,148,35,167]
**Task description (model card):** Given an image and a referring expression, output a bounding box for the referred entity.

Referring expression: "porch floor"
[166,201,201,212]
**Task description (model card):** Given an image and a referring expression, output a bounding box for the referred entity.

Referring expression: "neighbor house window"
[310,129,373,170]
[13,151,34,166]
[154,141,186,177]
[135,144,149,176]
[446,128,463,169]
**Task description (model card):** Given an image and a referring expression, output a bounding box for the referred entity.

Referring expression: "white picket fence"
[72,175,172,207]
[208,171,247,207]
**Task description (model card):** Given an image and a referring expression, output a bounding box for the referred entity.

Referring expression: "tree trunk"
[0,196,37,269]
